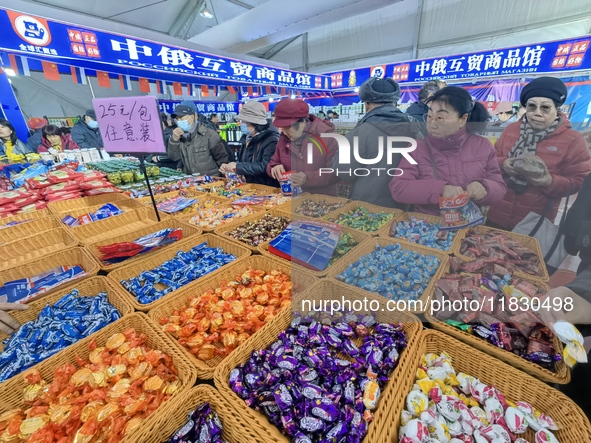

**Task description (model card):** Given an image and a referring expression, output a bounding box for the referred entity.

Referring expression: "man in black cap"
[405,80,441,122]
[71,109,103,150]
[331,77,422,208]
[168,100,228,176]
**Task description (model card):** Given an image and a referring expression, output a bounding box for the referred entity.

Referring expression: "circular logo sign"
[14,15,50,46]
[371,66,385,78]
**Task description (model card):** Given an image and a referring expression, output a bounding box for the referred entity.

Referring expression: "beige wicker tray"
[55,199,145,223]
[0,208,51,226]
[0,216,62,243]
[47,192,131,214]
[290,193,351,219]
[182,201,266,233]
[107,234,251,312]
[325,200,403,236]
[149,255,318,379]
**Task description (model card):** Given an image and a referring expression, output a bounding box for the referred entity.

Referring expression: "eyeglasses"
[425,113,453,123]
[525,103,555,114]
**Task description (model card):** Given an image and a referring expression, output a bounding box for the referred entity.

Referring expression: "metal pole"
[87,76,95,99]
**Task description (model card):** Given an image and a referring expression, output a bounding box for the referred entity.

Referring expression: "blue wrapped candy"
[392,217,456,251]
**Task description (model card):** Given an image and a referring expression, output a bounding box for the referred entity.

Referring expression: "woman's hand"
[502,158,518,177]
[0,303,28,334]
[219,162,237,174]
[467,181,487,201]
[270,164,286,180]
[442,185,464,198]
[538,287,591,327]
[291,172,308,187]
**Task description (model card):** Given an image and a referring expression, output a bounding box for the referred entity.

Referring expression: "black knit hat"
[359,77,401,103]
[520,76,567,107]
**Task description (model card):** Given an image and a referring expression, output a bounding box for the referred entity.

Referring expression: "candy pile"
[159,268,291,360]
[225,213,290,247]
[230,314,408,443]
[126,175,214,199]
[328,233,359,267]
[217,188,258,200]
[62,203,122,227]
[97,228,184,265]
[157,196,199,214]
[0,329,180,443]
[389,217,456,251]
[0,289,121,382]
[121,242,237,305]
[261,194,290,208]
[434,259,560,370]
[459,229,544,277]
[330,207,395,232]
[337,243,440,300]
[295,198,346,218]
[187,205,259,229]
[165,402,227,443]
[399,352,561,443]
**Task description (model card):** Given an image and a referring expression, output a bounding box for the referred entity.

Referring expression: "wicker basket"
[377,211,466,255]
[70,207,164,244]
[191,180,226,193]
[0,216,62,243]
[325,236,449,313]
[455,225,550,282]
[289,193,351,220]
[135,190,182,206]
[0,247,100,303]
[47,192,131,214]
[325,200,403,236]
[214,209,291,253]
[137,385,282,443]
[56,199,145,222]
[86,218,203,272]
[108,234,252,312]
[181,202,266,233]
[0,208,52,226]
[207,183,279,201]
[258,223,370,278]
[0,313,197,443]
[424,257,569,384]
[386,330,591,443]
[148,255,318,379]
[214,279,423,443]
[0,276,134,354]
[136,190,226,217]
[0,227,79,270]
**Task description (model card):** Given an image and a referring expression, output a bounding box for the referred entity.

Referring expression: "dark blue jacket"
[71,120,104,149]
[27,129,43,152]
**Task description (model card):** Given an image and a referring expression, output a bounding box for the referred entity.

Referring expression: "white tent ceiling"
[4,0,591,75]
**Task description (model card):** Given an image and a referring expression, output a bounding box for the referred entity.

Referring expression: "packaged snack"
[79,179,113,191]
[279,171,302,197]
[97,228,183,264]
[46,168,83,184]
[439,193,484,230]
[85,187,121,196]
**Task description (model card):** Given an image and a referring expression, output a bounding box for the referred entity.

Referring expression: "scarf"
[508,116,560,158]
[3,139,25,162]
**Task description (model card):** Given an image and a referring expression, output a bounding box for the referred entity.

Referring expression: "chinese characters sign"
[93,96,165,154]
[158,100,238,114]
[326,38,591,88]
[0,8,330,90]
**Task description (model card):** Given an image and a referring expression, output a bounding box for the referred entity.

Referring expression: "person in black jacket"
[405,80,441,122]
[219,101,279,187]
[564,171,591,274]
[71,109,103,149]
[26,117,47,152]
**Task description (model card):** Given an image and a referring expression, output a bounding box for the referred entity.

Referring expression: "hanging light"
[200,2,214,18]
[4,68,16,77]
[290,94,296,99]
[269,97,274,102]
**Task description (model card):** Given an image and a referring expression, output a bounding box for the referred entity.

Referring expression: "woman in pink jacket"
[390,86,507,215]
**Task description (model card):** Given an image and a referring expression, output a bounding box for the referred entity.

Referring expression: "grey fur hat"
[358,77,401,103]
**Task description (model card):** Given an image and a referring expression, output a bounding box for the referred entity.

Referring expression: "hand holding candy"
[539,287,591,327]
[270,164,286,180]
[442,185,465,198]
[502,158,519,177]
[219,162,237,174]
[0,303,28,334]
[467,181,487,201]
[291,172,308,187]
[525,169,553,188]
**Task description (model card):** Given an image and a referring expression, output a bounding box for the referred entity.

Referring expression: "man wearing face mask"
[71,109,103,150]
[168,101,228,176]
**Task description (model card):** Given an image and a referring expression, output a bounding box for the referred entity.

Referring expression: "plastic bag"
[513,155,547,179]
[439,192,484,230]
[13,163,50,188]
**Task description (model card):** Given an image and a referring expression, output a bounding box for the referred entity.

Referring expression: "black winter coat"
[237,127,280,187]
[27,129,43,152]
[71,120,104,149]
[405,101,429,122]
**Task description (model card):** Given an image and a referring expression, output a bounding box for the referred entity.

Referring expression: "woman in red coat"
[487,77,591,230]
[266,99,339,196]
[37,125,81,153]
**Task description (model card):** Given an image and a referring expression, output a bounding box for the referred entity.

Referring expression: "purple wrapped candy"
[167,419,194,443]
[310,397,341,422]
[299,367,318,383]
[276,355,298,370]
[323,422,348,442]
[301,382,323,399]
[300,416,324,433]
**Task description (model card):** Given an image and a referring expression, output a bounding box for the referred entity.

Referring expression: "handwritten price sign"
[92,96,165,154]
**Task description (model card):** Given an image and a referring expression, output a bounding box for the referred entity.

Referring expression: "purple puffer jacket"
[389,127,507,215]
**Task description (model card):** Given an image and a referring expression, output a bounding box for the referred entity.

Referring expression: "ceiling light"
[200,2,214,18]
[354,87,359,92]
[291,94,296,99]
[269,97,274,102]
[4,68,16,77]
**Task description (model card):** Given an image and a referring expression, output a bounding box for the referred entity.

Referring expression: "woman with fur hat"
[487,76,591,230]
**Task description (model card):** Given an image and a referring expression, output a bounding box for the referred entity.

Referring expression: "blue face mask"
[240,123,249,134]
[87,119,99,129]
[177,118,192,132]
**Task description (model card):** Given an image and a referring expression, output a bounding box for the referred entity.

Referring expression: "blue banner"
[326,37,591,88]
[0,7,330,90]
[158,100,239,114]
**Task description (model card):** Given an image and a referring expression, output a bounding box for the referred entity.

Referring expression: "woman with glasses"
[487,77,591,230]
[389,86,507,215]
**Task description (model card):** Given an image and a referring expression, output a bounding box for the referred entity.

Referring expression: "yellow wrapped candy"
[417,379,436,395]
[416,368,428,380]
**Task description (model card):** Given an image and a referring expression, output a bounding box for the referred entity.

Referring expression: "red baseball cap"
[272,98,309,127]
[27,117,48,130]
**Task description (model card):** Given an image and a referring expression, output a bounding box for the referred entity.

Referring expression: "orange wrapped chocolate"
[0,329,180,443]
[160,268,291,360]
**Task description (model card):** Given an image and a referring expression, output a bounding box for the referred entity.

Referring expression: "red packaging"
[54,160,79,171]
[25,177,53,189]
[79,180,112,191]
[76,170,106,183]
[13,194,41,208]
[0,190,27,206]
[17,201,48,212]
[45,191,84,202]
[46,169,83,184]
[77,214,93,225]
[85,187,121,196]
[42,181,81,196]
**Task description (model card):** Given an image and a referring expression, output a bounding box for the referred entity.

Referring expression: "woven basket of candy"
[182,201,267,233]
[190,180,227,193]
[0,276,135,384]
[148,255,317,379]
[137,384,279,443]
[86,218,203,273]
[0,227,79,271]
[454,225,550,283]
[56,199,145,223]
[70,207,166,244]
[213,278,423,443]
[378,211,465,255]
[0,216,62,243]
[391,329,591,443]
[258,221,370,278]
[324,200,403,236]
[0,312,197,443]
[424,256,569,384]
[326,236,449,313]
[214,209,292,253]
[289,193,351,220]
[47,192,131,214]
[108,234,252,313]
[136,190,227,217]
[0,247,100,303]
[0,208,52,226]
[201,183,277,201]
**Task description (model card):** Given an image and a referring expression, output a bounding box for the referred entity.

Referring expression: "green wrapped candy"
[331,207,395,232]
[445,319,473,333]
[134,170,145,182]
[120,170,135,183]
[107,171,122,185]
[328,233,359,266]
